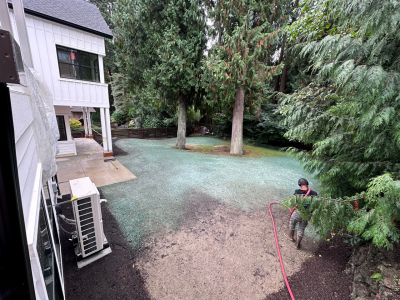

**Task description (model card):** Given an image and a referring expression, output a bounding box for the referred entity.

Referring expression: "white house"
[7,0,114,157]
[0,0,114,299]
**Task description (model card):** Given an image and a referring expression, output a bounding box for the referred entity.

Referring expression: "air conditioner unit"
[69,177,110,265]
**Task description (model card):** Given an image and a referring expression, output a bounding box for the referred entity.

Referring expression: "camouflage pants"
[289,210,310,237]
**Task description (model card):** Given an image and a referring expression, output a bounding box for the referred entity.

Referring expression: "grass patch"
[184,142,287,157]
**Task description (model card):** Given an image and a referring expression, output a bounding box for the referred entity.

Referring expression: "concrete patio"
[56,138,136,194]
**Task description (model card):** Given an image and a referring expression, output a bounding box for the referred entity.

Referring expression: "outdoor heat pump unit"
[69,177,111,267]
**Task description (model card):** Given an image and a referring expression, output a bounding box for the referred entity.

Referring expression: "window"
[56,45,100,82]
[56,116,67,141]
[37,195,63,300]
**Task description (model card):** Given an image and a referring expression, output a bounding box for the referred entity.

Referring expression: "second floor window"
[56,46,100,82]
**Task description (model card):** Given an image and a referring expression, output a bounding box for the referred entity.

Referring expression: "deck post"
[82,107,89,137]
[105,108,113,155]
[100,108,109,153]
[86,107,93,137]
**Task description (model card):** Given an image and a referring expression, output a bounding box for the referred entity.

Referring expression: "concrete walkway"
[56,138,136,194]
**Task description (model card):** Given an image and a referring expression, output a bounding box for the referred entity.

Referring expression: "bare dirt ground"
[58,138,353,300]
[136,191,319,300]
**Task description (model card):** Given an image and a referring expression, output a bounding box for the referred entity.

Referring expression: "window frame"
[56,45,100,83]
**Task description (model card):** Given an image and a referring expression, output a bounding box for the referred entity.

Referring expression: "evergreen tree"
[203,0,285,154]
[111,0,207,148]
[281,0,400,249]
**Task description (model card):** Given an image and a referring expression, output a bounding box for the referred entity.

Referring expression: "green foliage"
[142,116,164,129]
[91,109,101,122]
[342,233,363,247]
[69,118,82,131]
[186,107,202,126]
[111,109,128,125]
[112,0,207,113]
[245,104,289,146]
[202,0,285,114]
[280,0,400,249]
[211,104,289,146]
[111,73,132,111]
[371,273,383,284]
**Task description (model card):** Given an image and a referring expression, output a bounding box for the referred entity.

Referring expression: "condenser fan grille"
[77,197,97,255]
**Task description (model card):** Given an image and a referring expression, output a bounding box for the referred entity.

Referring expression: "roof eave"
[8,3,113,40]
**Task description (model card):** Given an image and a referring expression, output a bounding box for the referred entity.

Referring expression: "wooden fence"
[71,127,177,139]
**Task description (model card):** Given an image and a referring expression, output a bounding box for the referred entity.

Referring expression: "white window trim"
[55,42,106,56]
[59,77,108,87]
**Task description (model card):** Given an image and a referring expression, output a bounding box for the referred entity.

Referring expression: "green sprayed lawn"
[99,137,317,247]
[185,142,287,157]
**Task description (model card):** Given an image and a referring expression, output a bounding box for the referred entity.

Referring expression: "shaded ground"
[265,236,353,300]
[59,194,150,300]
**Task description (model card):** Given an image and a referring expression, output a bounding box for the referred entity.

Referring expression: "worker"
[284,178,318,249]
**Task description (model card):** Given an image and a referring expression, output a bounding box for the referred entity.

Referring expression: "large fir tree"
[111,0,207,148]
[203,0,284,154]
[281,0,400,249]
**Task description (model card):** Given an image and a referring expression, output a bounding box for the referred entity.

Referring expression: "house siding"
[9,10,109,108]
[9,86,40,222]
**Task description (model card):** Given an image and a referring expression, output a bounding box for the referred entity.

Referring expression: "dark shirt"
[294,189,318,210]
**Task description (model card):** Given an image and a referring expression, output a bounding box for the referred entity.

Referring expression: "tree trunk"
[279,64,288,93]
[274,75,281,92]
[176,93,187,149]
[230,87,244,155]
[274,35,286,93]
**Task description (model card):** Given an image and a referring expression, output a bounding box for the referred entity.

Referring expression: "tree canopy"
[280,0,400,249]
[96,0,400,249]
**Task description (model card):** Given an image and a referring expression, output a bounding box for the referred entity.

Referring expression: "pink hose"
[269,189,309,299]
[268,201,296,300]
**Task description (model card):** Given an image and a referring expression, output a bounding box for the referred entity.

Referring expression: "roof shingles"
[8,0,112,38]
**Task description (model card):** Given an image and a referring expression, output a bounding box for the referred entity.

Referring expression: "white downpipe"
[100,108,109,152]
[105,108,113,153]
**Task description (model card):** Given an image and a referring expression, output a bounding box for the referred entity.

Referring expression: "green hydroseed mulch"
[99,137,318,247]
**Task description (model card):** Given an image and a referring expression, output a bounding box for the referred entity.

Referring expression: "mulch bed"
[59,195,150,300]
[265,236,353,300]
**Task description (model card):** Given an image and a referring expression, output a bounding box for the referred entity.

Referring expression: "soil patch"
[136,191,319,300]
[59,194,150,300]
[264,236,353,300]
[184,143,286,157]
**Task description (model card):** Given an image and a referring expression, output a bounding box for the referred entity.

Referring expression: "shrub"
[91,108,101,122]
[142,116,163,128]
[111,109,128,125]
[69,118,82,130]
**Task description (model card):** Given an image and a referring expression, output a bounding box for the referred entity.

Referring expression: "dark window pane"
[57,46,78,65]
[37,196,54,300]
[56,116,67,141]
[82,67,100,82]
[58,63,79,80]
[56,45,99,82]
[80,51,99,69]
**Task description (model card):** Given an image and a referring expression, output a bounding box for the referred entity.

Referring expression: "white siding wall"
[9,10,109,108]
[9,85,39,223]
